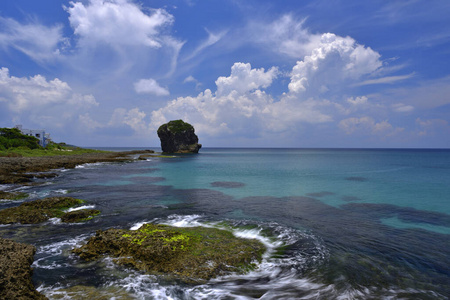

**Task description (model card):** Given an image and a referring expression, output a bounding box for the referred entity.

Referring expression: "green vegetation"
[0,191,28,201]
[0,197,93,224]
[60,209,101,223]
[0,128,41,150]
[159,119,194,134]
[0,127,106,157]
[73,223,266,282]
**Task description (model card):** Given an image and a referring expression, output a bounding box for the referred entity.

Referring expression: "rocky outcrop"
[0,197,98,224]
[73,223,265,282]
[157,120,202,153]
[0,238,47,299]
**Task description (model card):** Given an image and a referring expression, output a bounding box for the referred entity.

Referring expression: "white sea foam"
[66,205,96,212]
[33,234,91,270]
[0,184,11,191]
[75,162,105,169]
[163,214,206,227]
[54,189,69,194]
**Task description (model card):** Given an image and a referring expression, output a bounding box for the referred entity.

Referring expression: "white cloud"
[338,117,403,136]
[184,28,228,61]
[0,17,64,62]
[134,78,169,96]
[249,14,322,58]
[109,107,149,133]
[149,62,333,138]
[289,33,382,94]
[0,67,98,127]
[66,0,174,48]
[354,73,415,86]
[347,96,368,105]
[415,118,449,137]
[215,62,278,96]
[392,103,414,113]
[183,75,197,83]
[0,67,98,112]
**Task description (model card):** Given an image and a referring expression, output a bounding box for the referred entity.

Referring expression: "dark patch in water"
[306,191,335,197]
[343,202,450,228]
[345,176,368,182]
[230,195,450,298]
[210,181,245,188]
[341,195,362,202]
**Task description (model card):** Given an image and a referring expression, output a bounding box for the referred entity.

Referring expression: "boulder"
[157,120,202,153]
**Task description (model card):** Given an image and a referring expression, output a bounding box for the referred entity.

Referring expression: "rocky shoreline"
[0,150,151,297]
[0,149,268,298]
[0,150,153,185]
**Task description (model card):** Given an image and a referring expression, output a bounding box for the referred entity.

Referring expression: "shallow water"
[1,148,449,299]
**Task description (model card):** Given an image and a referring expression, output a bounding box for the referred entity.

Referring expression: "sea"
[1,148,449,299]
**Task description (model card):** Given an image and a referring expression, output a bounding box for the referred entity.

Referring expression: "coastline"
[0,150,153,185]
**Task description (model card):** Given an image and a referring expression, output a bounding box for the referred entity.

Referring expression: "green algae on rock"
[73,223,266,282]
[0,196,98,224]
[60,209,101,223]
[0,190,28,201]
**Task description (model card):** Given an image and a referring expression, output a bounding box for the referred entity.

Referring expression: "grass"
[0,147,108,157]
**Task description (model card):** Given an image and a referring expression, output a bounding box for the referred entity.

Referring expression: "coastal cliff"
[157,120,202,153]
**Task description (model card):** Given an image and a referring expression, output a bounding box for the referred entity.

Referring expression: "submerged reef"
[0,196,99,224]
[73,223,265,282]
[157,120,202,153]
[0,238,47,299]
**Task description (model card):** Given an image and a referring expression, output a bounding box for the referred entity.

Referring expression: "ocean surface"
[1,148,449,299]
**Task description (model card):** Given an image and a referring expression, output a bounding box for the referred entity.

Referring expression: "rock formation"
[157,120,202,153]
[0,197,99,224]
[73,223,265,282]
[0,238,47,299]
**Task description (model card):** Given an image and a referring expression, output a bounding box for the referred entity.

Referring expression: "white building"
[14,125,51,147]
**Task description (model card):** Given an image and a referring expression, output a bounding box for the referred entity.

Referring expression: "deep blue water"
[1,148,449,299]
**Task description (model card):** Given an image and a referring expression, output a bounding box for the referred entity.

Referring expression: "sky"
[1,0,449,148]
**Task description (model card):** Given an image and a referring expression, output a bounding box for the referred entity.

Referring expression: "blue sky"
[1,0,449,148]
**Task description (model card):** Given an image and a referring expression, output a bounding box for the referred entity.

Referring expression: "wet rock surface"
[0,238,47,299]
[73,223,265,282]
[0,150,152,184]
[60,209,101,223]
[157,120,202,153]
[0,197,94,224]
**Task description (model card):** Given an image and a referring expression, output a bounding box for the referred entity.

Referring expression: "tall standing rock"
[157,120,202,153]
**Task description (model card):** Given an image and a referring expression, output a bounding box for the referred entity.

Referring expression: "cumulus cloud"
[215,62,278,96]
[66,0,174,48]
[347,96,369,105]
[289,33,382,94]
[149,62,335,138]
[109,107,149,133]
[0,67,98,127]
[148,29,388,141]
[134,78,170,96]
[0,17,65,62]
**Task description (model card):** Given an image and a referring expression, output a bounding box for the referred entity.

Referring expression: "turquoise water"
[1,148,449,299]
[150,148,450,217]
